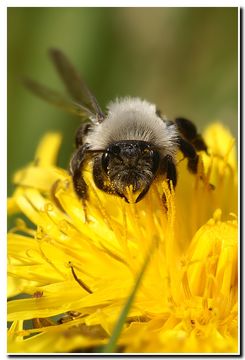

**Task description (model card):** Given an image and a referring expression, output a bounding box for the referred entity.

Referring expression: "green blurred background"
[8,7,238,196]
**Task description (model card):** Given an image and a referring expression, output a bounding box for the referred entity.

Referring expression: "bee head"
[101,141,160,202]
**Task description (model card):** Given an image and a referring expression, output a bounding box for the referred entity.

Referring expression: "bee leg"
[75,121,91,148]
[70,144,89,198]
[160,155,177,188]
[167,160,177,189]
[93,158,131,202]
[191,134,208,152]
[178,137,215,189]
[92,157,117,195]
[175,117,208,153]
[178,137,199,174]
[159,155,177,210]
[70,144,91,221]
[175,117,198,140]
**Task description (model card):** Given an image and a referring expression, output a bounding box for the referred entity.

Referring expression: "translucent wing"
[23,78,94,119]
[49,48,104,122]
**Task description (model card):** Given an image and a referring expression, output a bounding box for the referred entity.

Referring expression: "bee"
[24,49,208,204]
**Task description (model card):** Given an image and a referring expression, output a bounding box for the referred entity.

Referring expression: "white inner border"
[2,2,241,359]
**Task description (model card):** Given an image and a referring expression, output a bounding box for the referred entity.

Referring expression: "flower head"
[7,123,238,353]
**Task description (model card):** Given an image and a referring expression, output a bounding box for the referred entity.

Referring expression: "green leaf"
[101,249,152,353]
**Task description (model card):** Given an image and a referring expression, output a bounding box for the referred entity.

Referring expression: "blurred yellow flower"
[7,123,238,354]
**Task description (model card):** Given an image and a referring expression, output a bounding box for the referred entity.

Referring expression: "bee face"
[101,141,160,202]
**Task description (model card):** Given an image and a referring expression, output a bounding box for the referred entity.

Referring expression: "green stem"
[102,250,152,353]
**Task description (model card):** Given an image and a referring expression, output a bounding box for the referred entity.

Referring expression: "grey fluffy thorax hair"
[85,97,179,157]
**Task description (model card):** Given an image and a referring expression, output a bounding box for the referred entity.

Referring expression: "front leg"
[159,155,177,189]
[92,157,119,195]
[69,144,90,200]
[158,155,177,210]
[92,157,131,202]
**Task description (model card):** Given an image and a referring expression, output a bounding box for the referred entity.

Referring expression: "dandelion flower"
[7,123,238,354]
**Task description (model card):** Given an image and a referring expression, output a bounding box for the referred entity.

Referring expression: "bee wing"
[49,48,104,122]
[23,78,94,119]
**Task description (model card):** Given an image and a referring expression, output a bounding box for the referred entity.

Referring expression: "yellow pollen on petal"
[7,124,238,354]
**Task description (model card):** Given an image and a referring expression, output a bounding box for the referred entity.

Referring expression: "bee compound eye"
[110,144,121,154]
[142,147,153,159]
[102,152,110,173]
